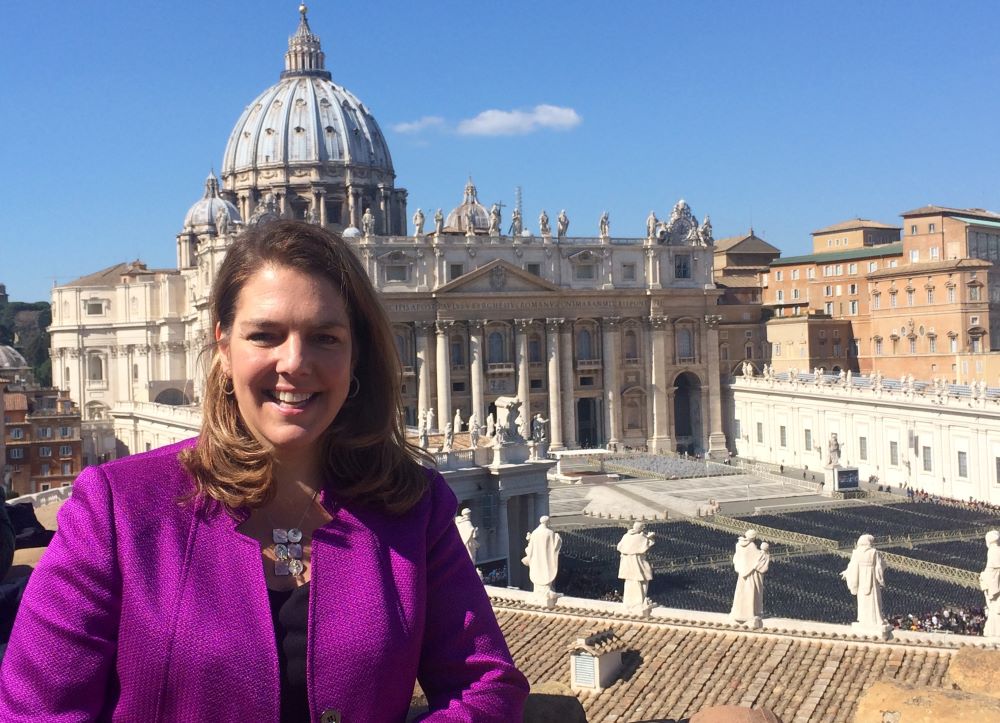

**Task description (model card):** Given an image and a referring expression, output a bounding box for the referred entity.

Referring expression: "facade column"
[559,321,578,448]
[515,319,532,430]
[648,315,672,452]
[435,321,453,431]
[602,317,621,448]
[415,322,433,425]
[704,315,727,458]
[545,318,565,451]
[469,320,485,426]
[312,187,327,226]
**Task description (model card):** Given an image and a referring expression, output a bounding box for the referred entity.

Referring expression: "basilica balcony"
[401,365,416,376]
[487,362,515,374]
[85,379,108,391]
[576,358,603,371]
[623,357,641,366]
[677,355,696,364]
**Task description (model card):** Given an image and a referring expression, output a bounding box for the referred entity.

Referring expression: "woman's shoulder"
[81,437,199,504]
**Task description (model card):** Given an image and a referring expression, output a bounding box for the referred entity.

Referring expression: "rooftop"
[900,205,1000,221]
[868,257,992,279]
[812,218,900,235]
[770,242,903,267]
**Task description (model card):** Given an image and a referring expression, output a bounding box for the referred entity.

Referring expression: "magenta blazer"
[0,439,528,721]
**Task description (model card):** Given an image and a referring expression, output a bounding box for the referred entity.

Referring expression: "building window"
[859,437,867,461]
[833,343,841,356]
[957,451,969,478]
[621,263,636,281]
[87,355,104,381]
[62,462,72,476]
[926,289,934,304]
[525,263,541,277]
[922,446,932,472]
[677,329,694,360]
[385,264,408,282]
[575,264,596,280]
[720,343,729,360]
[745,344,753,359]
[929,223,936,233]
[579,376,594,387]
[38,427,51,439]
[776,290,784,302]
[60,426,71,437]
[848,283,858,295]
[451,381,466,392]
[868,261,877,272]
[889,293,897,308]
[735,419,741,439]
[930,247,940,260]
[624,330,639,360]
[792,288,800,299]
[848,263,857,274]
[487,331,506,363]
[9,448,23,460]
[835,265,843,275]
[576,328,593,360]
[824,285,833,297]
[909,338,917,354]
[528,335,542,363]
[950,336,959,353]
[872,293,880,310]
[775,271,783,281]
[791,269,799,280]
[910,225,917,235]
[807,268,815,279]
[995,457,1000,485]
[59,445,72,457]
[450,335,465,367]
[874,339,883,355]
[910,250,919,262]
[929,337,937,353]
[824,302,834,314]
[889,441,899,466]
[779,426,787,448]
[804,429,812,452]
[849,301,858,315]
[773,343,781,357]
[972,337,982,353]
[970,286,982,301]
[674,255,691,279]
[948,287,956,303]
[86,300,104,315]
[11,428,24,440]
[756,422,764,443]
[39,446,51,458]
[449,263,464,281]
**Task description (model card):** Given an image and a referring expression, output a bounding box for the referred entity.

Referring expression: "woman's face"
[217,263,353,469]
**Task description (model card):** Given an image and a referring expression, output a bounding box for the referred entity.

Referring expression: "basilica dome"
[221,7,393,182]
[182,173,241,233]
[444,179,490,234]
[0,345,28,371]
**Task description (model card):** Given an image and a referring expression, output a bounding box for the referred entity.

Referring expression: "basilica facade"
[47,7,727,466]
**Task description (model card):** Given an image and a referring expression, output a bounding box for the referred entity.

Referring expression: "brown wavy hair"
[180,220,432,514]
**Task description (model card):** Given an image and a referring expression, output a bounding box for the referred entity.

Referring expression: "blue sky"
[3,0,999,302]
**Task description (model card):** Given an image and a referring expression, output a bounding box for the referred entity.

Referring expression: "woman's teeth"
[271,391,314,405]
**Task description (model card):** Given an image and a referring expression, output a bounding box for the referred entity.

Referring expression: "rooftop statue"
[362,207,375,236]
[841,534,888,630]
[981,530,1000,637]
[455,508,480,564]
[730,530,769,627]
[434,208,444,235]
[617,522,655,610]
[646,211,658,239]
[599,211,610,239]
[488,204,501,236]
[557,210,569,239]
[412,208,425,238]
[522,516,562,595]
[699,215,714,246]
[539,210,551,236]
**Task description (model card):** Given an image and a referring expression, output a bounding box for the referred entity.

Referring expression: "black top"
[268,583,311,722]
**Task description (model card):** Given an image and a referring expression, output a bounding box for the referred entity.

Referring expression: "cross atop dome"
[282,4,331,81]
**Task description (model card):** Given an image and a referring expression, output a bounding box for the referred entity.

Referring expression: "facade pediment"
[436,259,561,295]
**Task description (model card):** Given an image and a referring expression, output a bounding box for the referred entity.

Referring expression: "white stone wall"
[732,374,1000,503]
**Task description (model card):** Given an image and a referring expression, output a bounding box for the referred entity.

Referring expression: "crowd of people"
[888,606,987,636]
[905,490,1000,517]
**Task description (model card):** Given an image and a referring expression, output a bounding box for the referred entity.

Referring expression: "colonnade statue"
[617,522,655,610]
[730,530,769,627]
[522,516,562,596]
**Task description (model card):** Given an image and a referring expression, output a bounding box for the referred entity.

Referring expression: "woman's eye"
[315,334,341,345]
[247,332,276,343]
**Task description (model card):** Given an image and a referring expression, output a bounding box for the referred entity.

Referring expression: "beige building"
[811,218,900,253]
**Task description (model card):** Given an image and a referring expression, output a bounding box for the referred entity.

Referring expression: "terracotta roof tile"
[495,603,956,722]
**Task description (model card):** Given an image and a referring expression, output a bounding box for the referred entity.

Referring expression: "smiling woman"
[0,221,529,722]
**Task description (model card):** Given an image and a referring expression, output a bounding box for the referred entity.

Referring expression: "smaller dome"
[444,178,490,234]
[0,345,28,370]
[342,226,362,239]
[183,173,242,233]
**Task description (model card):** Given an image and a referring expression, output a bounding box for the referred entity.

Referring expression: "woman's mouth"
[264,390,317,409]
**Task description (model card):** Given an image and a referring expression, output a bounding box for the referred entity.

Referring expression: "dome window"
[265,128,275,135]
[294,126,305,133]
[325,126,335,134]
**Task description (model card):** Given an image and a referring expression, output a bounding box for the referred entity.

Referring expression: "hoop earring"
[347,375,360,399]
[222,376,235,396]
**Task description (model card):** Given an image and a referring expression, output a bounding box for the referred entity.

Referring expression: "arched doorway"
[576,398,600,449]
[673,372,703,456]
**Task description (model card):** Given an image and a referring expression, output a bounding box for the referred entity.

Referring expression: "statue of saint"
[455,508,480,564]
[981,530,1000,637]
[730,530,770,625]
[488,204,501,236]
[215,206,231,234]
[443,422,454,451]
[557,210,569,239]
[617,522,655,609]
[646,211,658,239]
[522,516,562,595]
[531,413,548,444]
[840,534,886,628]
[361,207,375,236]
[827,433,841,468]
[453,409,464,434]
[469,413,480,448]
[412,208,425,238]
[509,208,523,237]
[486,412,496,438]
[599,211,610,238]
[434,208,444,235]
[539,210,551,236]
[465,207,476,236]
[425,407,436,432]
